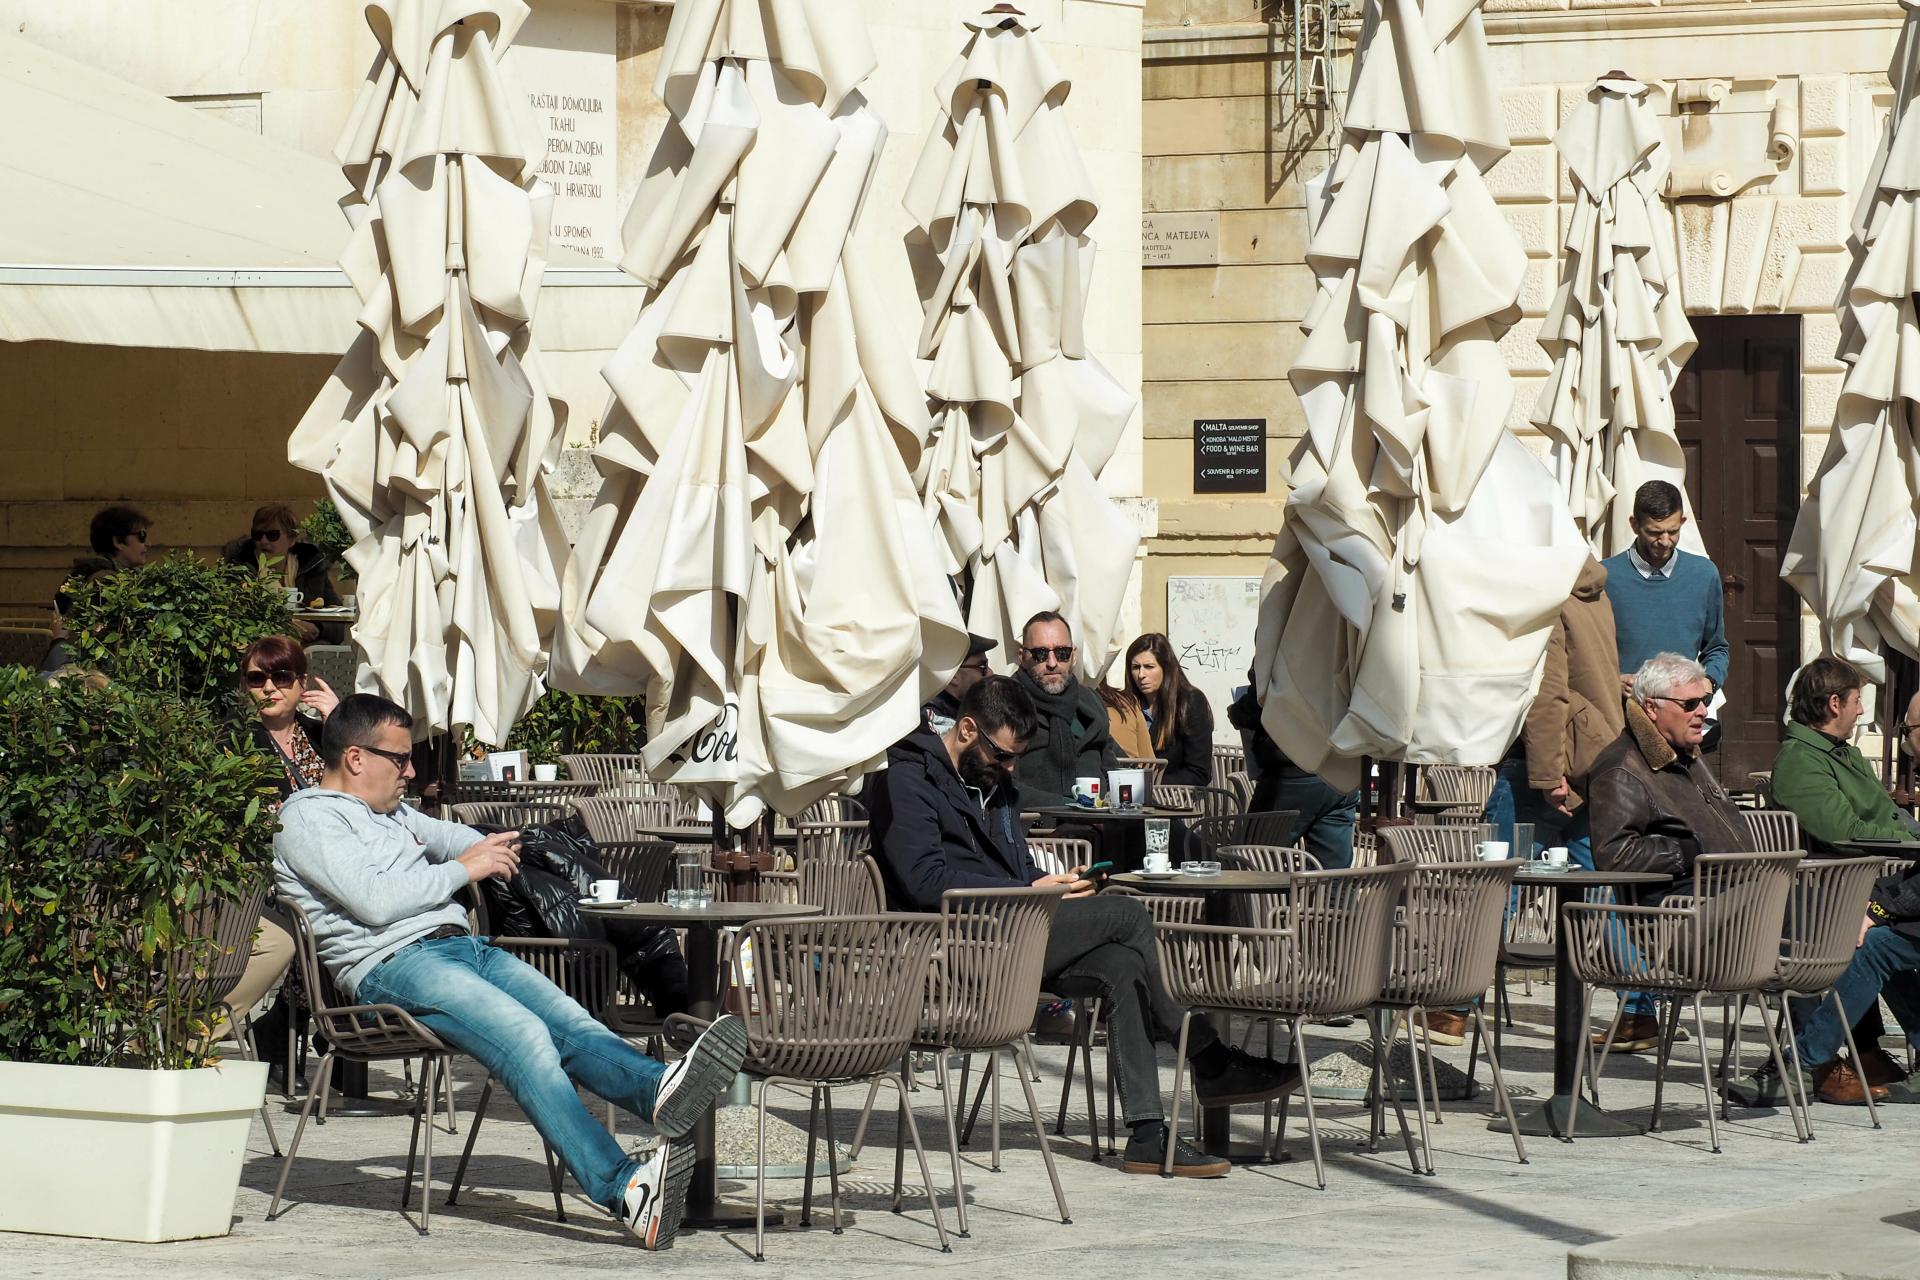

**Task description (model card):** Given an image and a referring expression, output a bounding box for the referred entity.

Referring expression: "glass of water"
[674,848,705,908]
[1513,822,1536,862]
[1145,818,1172,864]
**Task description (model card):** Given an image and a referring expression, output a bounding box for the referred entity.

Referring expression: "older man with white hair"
[1584,652,1750,1050]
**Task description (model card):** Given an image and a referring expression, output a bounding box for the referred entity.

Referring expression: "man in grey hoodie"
[273,694,744,1250]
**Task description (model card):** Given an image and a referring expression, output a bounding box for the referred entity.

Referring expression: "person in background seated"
[1123,633,1214,788]
[225,503,343,643]
[1771,656,1920,857]
[273,693,746,1248]
[1099,678,1155,761]
[866,675,1300,1178]
[1010,611,1119,807]
[1585,652,1747,1053]
[89,504,152,572]
[923,632,997,736]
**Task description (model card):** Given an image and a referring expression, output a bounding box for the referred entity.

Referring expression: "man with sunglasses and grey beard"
[273,693,746,1249]
[868,675,1300,1179]
[1010,610,1119,808]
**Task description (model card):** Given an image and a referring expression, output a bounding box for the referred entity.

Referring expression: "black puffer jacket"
[1588,700,1746,879]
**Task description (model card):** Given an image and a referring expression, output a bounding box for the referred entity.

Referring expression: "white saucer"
[1136,869,1182,880]
[579,897,633,907]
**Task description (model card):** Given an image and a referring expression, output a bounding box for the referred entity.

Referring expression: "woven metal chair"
[1154,863,1412,1186]
[801,794,869,824]
[716,915,949,1262]
[1565,851,1804,1151]
[1210,744,1246,793]
[558,753,648,790]
[447,800,570,830]
[450,778,601,807]
[269,909,458,1232]
[1191,810,1302,853]
[1379,824,1497,864]
[1226,770,1254,811]
[1741,809,1802,854]
[793,855,887,914]
[1371,861,1527,1175]
[1152,783,1242,820]
[446,938,623,1221]
[573,794,680,842]
[1721,856,1887,1135]
[1416,765,1497,810]
[303,643,357,698]
[1116,755,1168,787]
[796,819,871,863]
[200,885,282,1156]
[1027,836,1093,877]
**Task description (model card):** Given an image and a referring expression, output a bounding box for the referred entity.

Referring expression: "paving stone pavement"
[7,986,1908,1278]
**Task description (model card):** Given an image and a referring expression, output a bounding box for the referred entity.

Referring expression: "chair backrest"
[573,794,680,842]
[1692,851,1805,989]
[1350,825,1381,869]
[1414,809,1494,827]
[1417,765,1496,807]
[449,801,570,830]
[303,644,357,699]
[926,886,1068,1049]
[800,794,869,824]
[796,819,870,863]
[1217,843,1319,873]
[796,855,887,914]
[1117,756,1168,787]
[1154,783,1241,820]
[1741,809,1802,854]
[559,753,650,790]
[279,902,445,1057]
[451,778,601,806]
[1210,744,1245,793]
[1378,824,1497,864]
[1226,770,1254,811]
[488,937,619,1017]
[1775,856,1885,992]
[595,839,677,902]
[1027,836,1093,877]
[202,883,272,1026]
[735,915,940,1081]
[1382,861,1522,1008]
[1190,806,1301,850]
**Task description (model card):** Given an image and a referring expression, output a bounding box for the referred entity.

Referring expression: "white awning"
[0,33,638,354]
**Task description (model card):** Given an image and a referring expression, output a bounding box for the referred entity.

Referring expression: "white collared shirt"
[1627,543,1677,580]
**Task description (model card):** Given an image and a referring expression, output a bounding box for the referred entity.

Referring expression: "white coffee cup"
[1543,846,1570,868]
[283,585,303,607]
[532,763,559,782]
[1143,851,1172,874]
[1476,841,1510,861]
[1072,776,1101,805]
[590,879,620,903]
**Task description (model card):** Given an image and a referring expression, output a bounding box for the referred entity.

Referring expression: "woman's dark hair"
[88,504,150,556]
[1125,633,1195,749]
[242,634,308,679]
[1791,655,1865,728]
[320,693,414,767]
[1631,480,1685,523]
[958,674,1037,742]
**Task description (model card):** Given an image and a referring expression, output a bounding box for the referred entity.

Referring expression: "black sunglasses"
[252,528,290,542]
[980,737,1022,764]
[357,743,414,770]
[243,666,302,689]
[1023,646,1074,663]
[1650,695,1711,713]
[130,529,149,543]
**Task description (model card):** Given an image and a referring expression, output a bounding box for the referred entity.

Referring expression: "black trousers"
[1042,895,1220,1126]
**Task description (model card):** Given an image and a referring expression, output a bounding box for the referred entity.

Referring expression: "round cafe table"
[581,898,821,1229]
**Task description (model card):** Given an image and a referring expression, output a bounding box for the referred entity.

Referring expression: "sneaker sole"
[1120,1157,1230,1178]
[653,1015,748,1140]
[635,1140,696,1250]
[1415,1029,1466,1047]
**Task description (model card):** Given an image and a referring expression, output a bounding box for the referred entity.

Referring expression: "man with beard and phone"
[866,674,1300,1178]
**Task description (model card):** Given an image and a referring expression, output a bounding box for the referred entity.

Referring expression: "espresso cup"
[591,879,620,903]
[1544,847,1570,868]
[532,763,559,782]
[1476,841,1510,861]
[1143,851,1172,874]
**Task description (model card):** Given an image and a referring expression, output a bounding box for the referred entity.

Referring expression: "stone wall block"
[1502,86,1558,144]
[1720,197,1778,313]
[1799,75,1847,137]
[1505,203,1558,258]
[1801,372,1843,430]
[1486,144,1557,203]
[1799,137,1847,196]
[1674,200,1729,313]
[1801,313,1846,373]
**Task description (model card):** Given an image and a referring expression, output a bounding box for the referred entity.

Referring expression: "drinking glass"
[1145,818,1171,863]
[1513,821,1536,862]
[675,849,705,909]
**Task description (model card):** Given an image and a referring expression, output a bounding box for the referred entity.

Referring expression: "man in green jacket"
[1770,656,1920,857]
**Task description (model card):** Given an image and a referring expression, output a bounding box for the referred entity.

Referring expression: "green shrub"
[59,551,296,709]
[0,669,281,1069]
[298,497,354,575]
[471,688,648,762]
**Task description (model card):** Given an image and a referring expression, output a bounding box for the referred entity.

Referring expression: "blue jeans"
[1486,760,1653,1017]
[356,935,666,1210]
[1253,768,1359,869]
[1790,927,1920,1067]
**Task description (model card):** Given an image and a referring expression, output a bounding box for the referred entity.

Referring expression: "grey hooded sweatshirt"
[273,787,481,997]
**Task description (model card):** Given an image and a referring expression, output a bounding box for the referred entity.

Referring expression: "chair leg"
[1290,1020,1327,1189]
[1697,995,1733,1153]
[1418,1017,1444,1125]
[1716,995,1745,1122]
[800,1087,821,1228]
[1751,994,1805,1146]
[1371,1011,1420,1174]
[1406,1008,1436,1175]
[1055,1016,1081,1137]
[1366,1012,1387,1153]
[1568,987,1598,1143]
[892,1072,953,1254]
[989,1048,1003,1172]
[421,1058,439,1234]
[284,1017,298,1101]
[442,1060,458,1135]
[961,1059,993,1149]
[932,1051,971,1239]
[1776,999,1815,1140]
[541,1142,566,1222]
[1261,1018,1277,1154]
[892,1060,909,1212]
[402,1062,427,1214]
[1465,995,1484,1096]
[1469,1004,1527,1165]
[1592,998,1629,1108]
[1162,1012,1195,1177]
[446,1077,495,1206]
[268,1050,331,1220]
[315,1050,335,1126]
[755,1081,770,1262]
[1833,988,1882,1132]
[238,1022,282,1157]
[1649,998,1682,1132]
[847,1077,882,1159]
[1081,1017,1102,1159]
[1015,1037,1072,1225]
[822,1087,846,1235]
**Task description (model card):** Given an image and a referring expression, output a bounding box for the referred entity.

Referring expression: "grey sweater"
[273,787,480,997]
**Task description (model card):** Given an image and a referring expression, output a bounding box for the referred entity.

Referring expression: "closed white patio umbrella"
[1534,75,1699,557]
[287,0,567,745]
[552,0,968,825]
[904,4,1140,677]
[1783,0,1920,678]
[1250,0,1588,790]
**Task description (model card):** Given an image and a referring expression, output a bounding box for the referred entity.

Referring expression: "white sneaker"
[652,1014,747,1138]
[615,1139,694,1250]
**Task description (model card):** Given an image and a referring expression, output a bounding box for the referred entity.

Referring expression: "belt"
[379,922,467,966]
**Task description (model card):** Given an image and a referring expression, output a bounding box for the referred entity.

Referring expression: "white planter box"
[0,1058,268,1242]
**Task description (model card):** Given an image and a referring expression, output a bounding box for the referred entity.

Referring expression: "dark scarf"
[1013,667,1093,790]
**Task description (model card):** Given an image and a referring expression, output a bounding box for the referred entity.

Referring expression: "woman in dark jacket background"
[1124,633,1214,787]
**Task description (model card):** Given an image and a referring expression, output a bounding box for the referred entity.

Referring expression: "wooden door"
[1671,315,1801,786]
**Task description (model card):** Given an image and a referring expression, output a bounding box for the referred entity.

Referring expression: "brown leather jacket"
[1588,699,1747,877]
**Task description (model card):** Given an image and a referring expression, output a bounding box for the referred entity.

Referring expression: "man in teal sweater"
[1602,481,1729,694]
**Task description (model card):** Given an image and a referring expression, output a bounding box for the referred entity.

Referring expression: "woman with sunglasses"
[223,503,343,642]
[1122,633,1214,787]
[242,634,340,807]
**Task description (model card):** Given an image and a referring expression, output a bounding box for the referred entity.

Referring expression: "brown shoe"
[1813,1058,1890,1106]
[1591,1013,1662,1053]
[1855,1044,1906,1089]
[1414,1009,1468,1047]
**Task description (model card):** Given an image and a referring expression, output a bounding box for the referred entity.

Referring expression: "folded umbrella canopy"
[1534,76,1700,557]
[1783,0,1920,680]
[903,5,1140,677]
[1250,0,1588,791]
[552,0,969,825]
